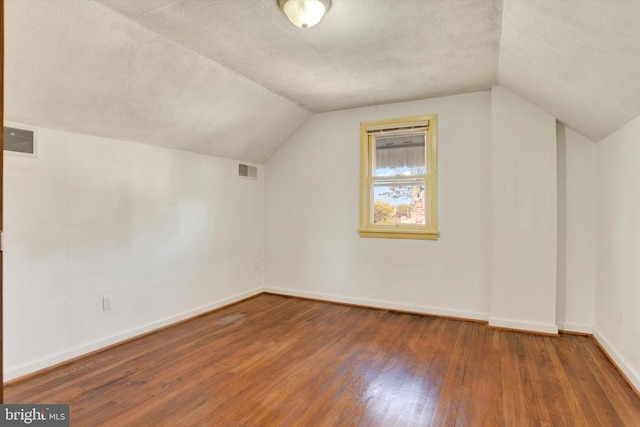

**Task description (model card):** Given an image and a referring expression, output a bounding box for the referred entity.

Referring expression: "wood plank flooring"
[5,294,640,426]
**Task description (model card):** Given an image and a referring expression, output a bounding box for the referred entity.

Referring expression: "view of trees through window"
[373,175,426,225]
[372,132,427,225]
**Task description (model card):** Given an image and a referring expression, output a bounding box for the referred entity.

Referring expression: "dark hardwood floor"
[5,293,640,426]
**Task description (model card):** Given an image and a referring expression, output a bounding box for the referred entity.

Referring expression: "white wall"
[595,114,640,391]
[3,124,264,380]
[265,88,597,333]
[556,125,596,333]
[489,86,558,334]
[265,92,493,319]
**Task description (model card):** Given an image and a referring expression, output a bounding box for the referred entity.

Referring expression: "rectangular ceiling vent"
[239,163,258,180]
[4,125,38,157]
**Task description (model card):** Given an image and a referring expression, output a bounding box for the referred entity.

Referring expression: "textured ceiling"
[4,0,312,163]
[96,0,502,112]
[500,0,640,142]
[4,0,640,163]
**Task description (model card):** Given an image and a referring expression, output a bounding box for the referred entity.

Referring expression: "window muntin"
[359,115,438,240]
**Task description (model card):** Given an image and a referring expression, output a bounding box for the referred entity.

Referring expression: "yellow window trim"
[358,114,439,240]
[357,229,439,240]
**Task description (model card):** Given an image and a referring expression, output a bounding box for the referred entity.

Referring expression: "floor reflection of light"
[362,361,435,426]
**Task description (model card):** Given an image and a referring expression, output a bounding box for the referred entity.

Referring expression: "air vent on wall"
[239,163,258,180]
[4,125,37,156]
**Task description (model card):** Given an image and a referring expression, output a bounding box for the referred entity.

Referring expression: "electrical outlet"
[103,295,113,311]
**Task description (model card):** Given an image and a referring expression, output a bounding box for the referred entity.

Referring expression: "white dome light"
[279,0,331,29]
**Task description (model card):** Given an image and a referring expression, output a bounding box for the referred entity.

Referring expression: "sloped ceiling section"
[4,0,312,163]
[500,0,640,142]
[4,1,640,163]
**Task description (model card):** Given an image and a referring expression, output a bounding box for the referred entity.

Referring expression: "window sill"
[357,228,439,240]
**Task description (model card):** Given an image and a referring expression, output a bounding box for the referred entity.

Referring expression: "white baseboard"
[593,328,640,394]
[557,321,593,334]
[488,316,559,334]
[5,287,262,382]
[263,287,489,322]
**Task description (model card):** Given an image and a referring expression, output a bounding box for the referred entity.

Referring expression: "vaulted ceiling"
[5,0,640,163]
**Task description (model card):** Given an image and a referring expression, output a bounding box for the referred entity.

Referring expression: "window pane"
[372,181,426,225]
[374,133,426,177]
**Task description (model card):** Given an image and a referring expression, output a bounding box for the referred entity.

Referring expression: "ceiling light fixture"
[278,0,331,29]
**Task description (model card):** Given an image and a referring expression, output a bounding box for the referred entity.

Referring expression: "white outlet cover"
[103,295,113,311]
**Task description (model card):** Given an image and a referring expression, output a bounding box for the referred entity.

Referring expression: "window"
[358,114,438,240]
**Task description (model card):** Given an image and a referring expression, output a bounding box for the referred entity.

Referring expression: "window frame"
[358,114,438,240]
